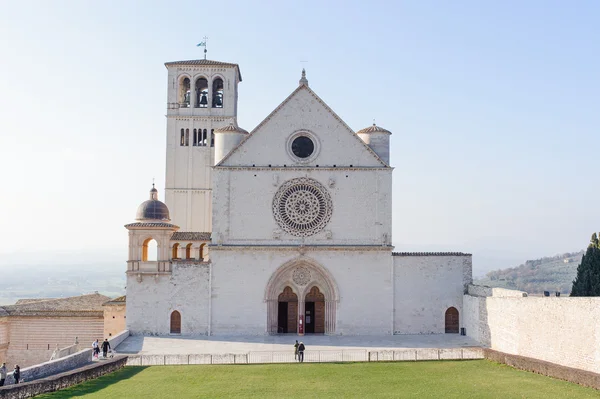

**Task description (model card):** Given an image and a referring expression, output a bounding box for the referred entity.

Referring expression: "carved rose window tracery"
[272,177,333,237]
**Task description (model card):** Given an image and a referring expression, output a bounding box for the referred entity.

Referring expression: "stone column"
[298,300,305,336]
[325,300,336,335]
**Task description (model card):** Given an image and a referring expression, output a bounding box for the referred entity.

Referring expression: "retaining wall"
[0,356,127,399]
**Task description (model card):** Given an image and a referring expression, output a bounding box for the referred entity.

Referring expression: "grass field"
[37,360,598,399]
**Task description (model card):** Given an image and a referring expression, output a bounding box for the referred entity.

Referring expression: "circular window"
[273,178,333,237]
[291,136,314,158]
[286,131,320,163]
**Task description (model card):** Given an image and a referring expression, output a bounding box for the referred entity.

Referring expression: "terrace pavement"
[116,334,481,355]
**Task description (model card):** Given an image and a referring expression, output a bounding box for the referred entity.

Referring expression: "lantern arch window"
[212,77,223,108]
[179,76,191,107]
[195,77,208,108]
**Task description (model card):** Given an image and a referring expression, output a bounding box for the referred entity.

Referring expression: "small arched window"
[180,129,185,146]
[185,129,189,146]
[172,243,180,259]
[193,129,198,146]
[199,243,206,261]
[201,129,207,146]
[212,78,223,108]
[180,77,190,107]
[210,129,215,147]
[195,78,208,108]
[170,311,181,334]
[142,238,158,262]
[185,243,193,259]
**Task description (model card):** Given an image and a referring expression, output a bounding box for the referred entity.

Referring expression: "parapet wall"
[464,285,600,374]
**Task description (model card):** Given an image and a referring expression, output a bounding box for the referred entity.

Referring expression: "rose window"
[272,178,333,237]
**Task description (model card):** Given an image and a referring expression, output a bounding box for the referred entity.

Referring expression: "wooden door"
[445,307,459,333]
[170,310,181,334]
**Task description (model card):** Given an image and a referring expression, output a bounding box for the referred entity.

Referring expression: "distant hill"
[474,251,584,295]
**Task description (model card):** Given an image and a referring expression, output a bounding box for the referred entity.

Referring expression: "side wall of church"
[393,255,472,334]
[463,289,600,374]
[210,250,393,335]
[126,263,210,335]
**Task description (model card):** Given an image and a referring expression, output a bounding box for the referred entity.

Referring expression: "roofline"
[216,84,389,167]
[392,252,472,256]
[164,60,242,81]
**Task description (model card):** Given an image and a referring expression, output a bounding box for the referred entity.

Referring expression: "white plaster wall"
[222,87,385,168]
[393,255,472,334]
[210,250,393,335]
[212,168,392,245]
[126,263,210,335]
[464,292,600,374]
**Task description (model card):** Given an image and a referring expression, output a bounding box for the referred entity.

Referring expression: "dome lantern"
[135,185,171,222]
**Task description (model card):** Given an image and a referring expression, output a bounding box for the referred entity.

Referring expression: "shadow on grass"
[38,367,149,399]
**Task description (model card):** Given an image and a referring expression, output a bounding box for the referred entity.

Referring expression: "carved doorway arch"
[265,257,338,335]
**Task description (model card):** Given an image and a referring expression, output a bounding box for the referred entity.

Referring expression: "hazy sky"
[1,1,598,273]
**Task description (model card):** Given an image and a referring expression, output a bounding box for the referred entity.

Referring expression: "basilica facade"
[124,58,472,336]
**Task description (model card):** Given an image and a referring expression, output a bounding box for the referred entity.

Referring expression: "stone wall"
[0,356,127,399]
[127,263,210,335]
[0,317,8,364]
[393,254,472,334]
[103,305,126,338]
[4,316,104,368]
[464,286,600,374]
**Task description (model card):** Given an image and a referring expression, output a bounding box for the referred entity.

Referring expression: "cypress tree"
[571,233,600,296]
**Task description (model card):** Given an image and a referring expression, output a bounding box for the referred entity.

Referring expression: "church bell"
[199,93,208,106]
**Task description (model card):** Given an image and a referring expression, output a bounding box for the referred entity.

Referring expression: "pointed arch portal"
[265,257,338,335]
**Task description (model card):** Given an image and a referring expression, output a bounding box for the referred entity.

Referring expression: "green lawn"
[37,360,598,399]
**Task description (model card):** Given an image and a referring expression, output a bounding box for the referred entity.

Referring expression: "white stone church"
[124,58,472,336]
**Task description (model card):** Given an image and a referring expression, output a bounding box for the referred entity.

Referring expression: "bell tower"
[164,59,242,233]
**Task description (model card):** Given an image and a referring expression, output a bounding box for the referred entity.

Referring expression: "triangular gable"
[217,85,388,167]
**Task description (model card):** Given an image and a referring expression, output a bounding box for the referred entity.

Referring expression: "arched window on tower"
[195,77,208,108]
[202,129,207,146]
[180,129,185,146]
[210,129,215,147]
[180,77,190,107]
[212,78,223,108]
[142,238,158,262]
[193,129,198,146]
[185,129,189,146]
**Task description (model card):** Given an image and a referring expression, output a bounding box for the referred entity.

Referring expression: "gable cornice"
[216,85,389,167]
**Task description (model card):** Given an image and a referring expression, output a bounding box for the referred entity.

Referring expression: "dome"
[214,121,249,135]
[135,185,170,221]
[356,123,392,135]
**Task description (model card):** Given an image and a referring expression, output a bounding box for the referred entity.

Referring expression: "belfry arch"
[265,257,338,335]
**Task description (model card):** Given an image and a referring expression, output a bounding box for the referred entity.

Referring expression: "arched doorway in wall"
[170,310,181,334]
[445,307,459,333]
[172,243,180,259]
[265,258,339,335]
[305,286,325,334]
[277,286,298,334]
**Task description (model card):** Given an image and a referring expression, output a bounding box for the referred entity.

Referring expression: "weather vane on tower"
[196,37,208,60]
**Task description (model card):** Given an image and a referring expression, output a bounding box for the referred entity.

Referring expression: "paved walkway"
[116,334,480,355]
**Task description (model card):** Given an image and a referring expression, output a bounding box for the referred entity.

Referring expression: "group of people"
[293,340,306,362]
[0,363,20,386]
[92,338,112,360]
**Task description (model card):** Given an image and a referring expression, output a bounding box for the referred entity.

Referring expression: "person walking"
[294,340,299,360]
[12,365,20,384]
[298,341,305,363]
[101,339,111,358]
[92,339,100,359]
[0,363,6,386]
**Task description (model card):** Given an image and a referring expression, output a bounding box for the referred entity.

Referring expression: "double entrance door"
[277,286,325,334]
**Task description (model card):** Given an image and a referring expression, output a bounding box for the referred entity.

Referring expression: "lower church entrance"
[277,286,298,333]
